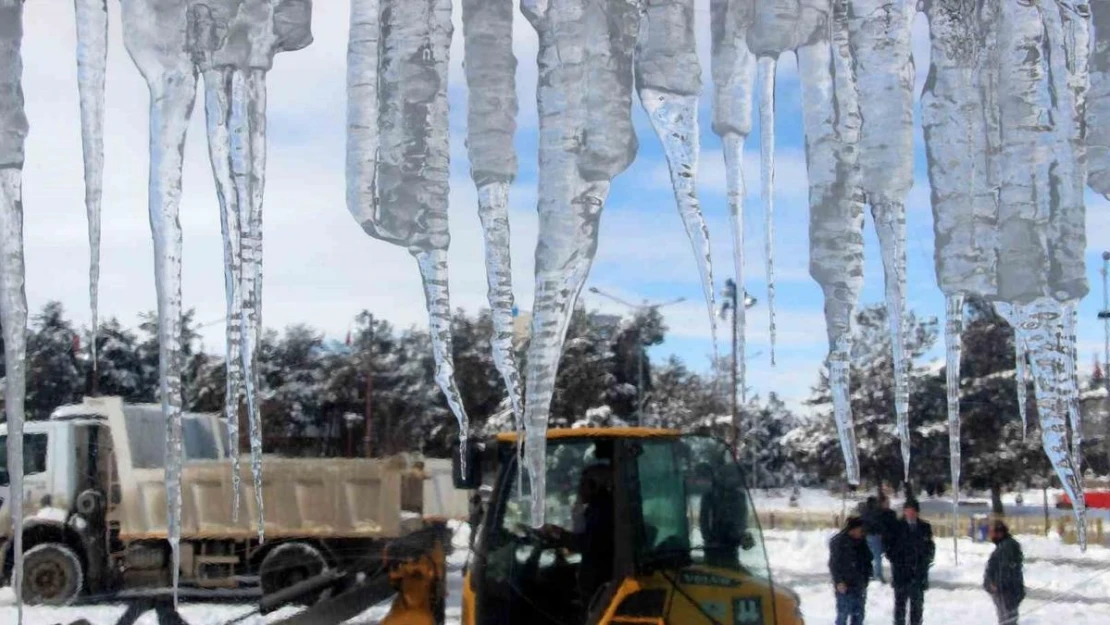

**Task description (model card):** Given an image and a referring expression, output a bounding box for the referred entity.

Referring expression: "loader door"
[472,438,619,625]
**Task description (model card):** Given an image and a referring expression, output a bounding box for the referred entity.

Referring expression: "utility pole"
[363,313,375,457]
[587,287,685,426]
[720,280,757,452]
[1099,252,1109,464]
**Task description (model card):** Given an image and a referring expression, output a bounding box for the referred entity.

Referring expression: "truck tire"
[21,542,83,606]
[259,542,328,603]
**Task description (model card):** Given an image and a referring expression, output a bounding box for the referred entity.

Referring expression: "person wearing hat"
[828,515,873,625]
[885,499,935,625]
[984,519,1025,624]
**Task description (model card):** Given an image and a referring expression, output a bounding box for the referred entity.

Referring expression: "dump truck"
[0,396,449,607]
[266,428,805,625]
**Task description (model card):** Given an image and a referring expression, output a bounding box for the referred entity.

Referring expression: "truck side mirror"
[452,441,481,490]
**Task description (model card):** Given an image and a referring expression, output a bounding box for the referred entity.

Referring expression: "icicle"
[1088,0,1110,195]
[461,0,523,448]
[414,248,471,449]
[635,0,716,349]
[1012,299,1087,549]
[347,0,469,460]
[74,0,108,375]
[847,0,916,480]
[1062,302,1082,471]
[723,135,748,404]
[120,0,201,602]
[996,302,1030,438]
[710,0,756,405]
[202,66,245,521]
[238,68,268,542]
[798,0,865,485]
[944,294,964,561]
[0,4,28,616]
[520,0,639,525]
[757,56,777,365]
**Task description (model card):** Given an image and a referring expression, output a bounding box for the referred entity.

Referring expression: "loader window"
[0,433,49,486]
[632,437,771,580]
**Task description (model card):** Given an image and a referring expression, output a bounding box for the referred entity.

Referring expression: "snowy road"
[2,530,1109,624]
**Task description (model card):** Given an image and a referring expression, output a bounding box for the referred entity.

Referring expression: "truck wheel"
[22,543,84,606]
[259,542,328,603]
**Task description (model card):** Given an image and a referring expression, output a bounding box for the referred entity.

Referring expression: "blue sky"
[16,3,1110,414]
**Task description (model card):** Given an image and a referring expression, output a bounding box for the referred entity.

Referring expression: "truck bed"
[117,456,411,542]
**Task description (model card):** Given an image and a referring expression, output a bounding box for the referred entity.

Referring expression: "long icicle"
[758,56,777,365]
[798,0,865,485]
[0,2,28,618]
[234,67,266,542]
[202,66,244,521]
[74,0,108,378]
[709,0,755,406]
[635,0,716,350]
[461,0,523,458]
[945,294,964,563]
[723,135,747,404]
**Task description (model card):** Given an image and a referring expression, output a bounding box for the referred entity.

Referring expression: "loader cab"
[465,430,796,625]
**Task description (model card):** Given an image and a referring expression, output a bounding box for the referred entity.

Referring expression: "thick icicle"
[461,0,523,442]
[378,0,466,444]
[1012,299,1086,548]
[921,0,995,546]
[757,57,776,365]
[993,0,1088,548]
[798,0,865,484]
[944,294,964,560]
[0,2,28,617]
[1088,0,1110,196]
[120,0,200,601]
[635,0,716,347]
[74,0,108,374]
[346,0,470,457]
[710,0,756,405]
[202,66,245,521]
[847,0,915,480]
[520,0,639,525]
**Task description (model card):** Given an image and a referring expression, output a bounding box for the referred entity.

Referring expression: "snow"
[4,524,1108,624]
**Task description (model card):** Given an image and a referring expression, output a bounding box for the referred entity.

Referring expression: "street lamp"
[587,287,685,425]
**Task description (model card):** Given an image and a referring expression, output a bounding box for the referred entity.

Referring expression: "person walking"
[886,499,935,625]
[862,494,896,583]
[829,516,873,625]
[984,520,1025,624]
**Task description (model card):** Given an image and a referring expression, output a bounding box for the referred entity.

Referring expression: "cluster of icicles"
[0,0,1104,613]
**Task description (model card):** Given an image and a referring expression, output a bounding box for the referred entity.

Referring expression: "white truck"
[0,396,460,606]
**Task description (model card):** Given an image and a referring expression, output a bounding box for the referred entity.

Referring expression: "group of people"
[829,495,1026,625]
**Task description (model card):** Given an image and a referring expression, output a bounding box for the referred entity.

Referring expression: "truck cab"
[0,398,227,604]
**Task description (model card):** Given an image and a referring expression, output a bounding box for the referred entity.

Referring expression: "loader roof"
[494,427,678,444]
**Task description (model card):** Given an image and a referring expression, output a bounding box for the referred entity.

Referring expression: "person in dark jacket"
[885,499,935,625]
[862,494,897,583]
[984,520,1025,624]
[829,516,872,625]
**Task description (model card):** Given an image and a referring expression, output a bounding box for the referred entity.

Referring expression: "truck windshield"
[633,436,771,580]
[0,433,49,486]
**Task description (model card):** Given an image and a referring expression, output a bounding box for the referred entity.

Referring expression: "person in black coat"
[829,516,873,625]
[885,499,935,625]
[862,494,897,583]
[984,520,1025,624]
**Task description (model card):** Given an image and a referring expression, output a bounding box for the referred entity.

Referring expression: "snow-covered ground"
[3,525,1107,624]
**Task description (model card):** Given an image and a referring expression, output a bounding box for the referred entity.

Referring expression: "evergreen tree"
[25,302,85,419]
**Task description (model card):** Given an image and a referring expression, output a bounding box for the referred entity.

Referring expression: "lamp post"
[587,287,685,425]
